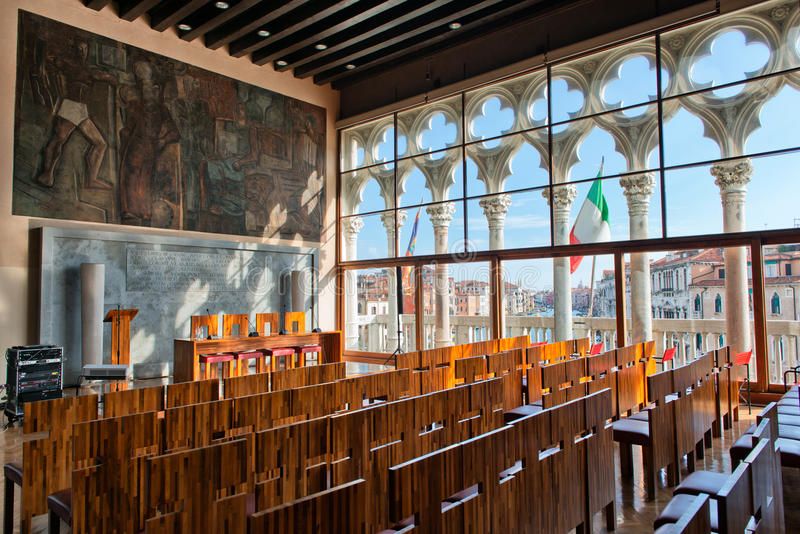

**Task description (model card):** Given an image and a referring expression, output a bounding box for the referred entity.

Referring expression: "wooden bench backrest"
[716,459,755,534]
[271,361,346,391]
[233,389,294,432]
[21,394,99,531]
[616,343,646,414]
[223,372,270,399]
[486,349,524,411]
[645,368,679,472]
[164,398,236,452]
[249,479,367,534]
[146,438,252,532]
[72,411,161,533]
[454,355,488,385]
[586,350,617,413]
[165,377,219,408]
[103,384,165,418]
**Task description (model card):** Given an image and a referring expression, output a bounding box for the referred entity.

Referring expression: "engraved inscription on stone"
[126,246,270,293]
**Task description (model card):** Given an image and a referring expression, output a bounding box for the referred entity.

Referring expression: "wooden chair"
[222,313,249,337]
[284,311,306,333]
[292,343,322,367]
[190,314,218,339]
[4,395,99,533]
[102,384,164,418]
[146,439,252,532]
[255,312,279,336]
[165,378,219,408]
[249,479,367,534]
[261,347,296,371]
[653,494,711,533]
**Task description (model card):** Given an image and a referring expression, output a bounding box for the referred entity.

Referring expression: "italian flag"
[569,161,610,273]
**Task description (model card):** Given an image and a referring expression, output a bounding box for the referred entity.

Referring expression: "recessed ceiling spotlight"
[257,29,270,37]
[178,23,192,31]
[315,43,328,50]
[448,21,462,30]
[276,60,288,67]
[215,1,230,9]
[345,64,356,70]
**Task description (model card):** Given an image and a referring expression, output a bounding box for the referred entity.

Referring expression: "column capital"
[426,202,456,228]
[620,172,656,202]
[479,194,512,224]
[543,184,578,210]
[380,210,407,232]
[342,216,364,237]
[711,158,752,194]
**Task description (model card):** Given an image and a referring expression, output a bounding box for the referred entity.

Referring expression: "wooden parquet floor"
[0,375,756,533]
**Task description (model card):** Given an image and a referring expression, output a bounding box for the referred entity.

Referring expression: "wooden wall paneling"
[222,313,250,337]
[253,417,330,511]
[146,439,252,532]
[249,479,368,534]
[165,378,220,408]
[102,384,165,418]
[223,372,270,399]
[21,394,99,532]
[583,389,616,531]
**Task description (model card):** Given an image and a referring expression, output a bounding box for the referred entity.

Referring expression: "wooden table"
[173,331,342,382]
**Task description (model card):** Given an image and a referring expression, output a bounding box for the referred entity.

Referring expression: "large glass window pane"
[340,116,401,172]
[663,73,800,168]
[466,189,551,252]
[665,151,800,238]
[551,37,659,122]
[397,95,462,159]
[465,132,549,196]
[762,243,800,385]
[345,268,394,352]
[661,0,797,98]
[340,167,395,217]
[465,69,547,142]
[396,201,465,258]
[341,211,395,261]
[398,148,462,207]
[502,258,556,343]
[551,104,660,183]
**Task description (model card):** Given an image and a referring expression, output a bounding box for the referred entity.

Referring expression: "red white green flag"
[569,160,610,273]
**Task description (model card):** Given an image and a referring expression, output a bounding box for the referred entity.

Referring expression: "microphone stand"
[116,304,121,364]
[382,266,405,368]
[206,308,213,340]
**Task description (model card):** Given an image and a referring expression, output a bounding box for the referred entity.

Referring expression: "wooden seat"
[292,343,322,367]
[261,347,295,371]
[198,352,236,379]
[46,489,71,533]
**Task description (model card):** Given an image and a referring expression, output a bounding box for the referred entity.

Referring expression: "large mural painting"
[13,12,326,240]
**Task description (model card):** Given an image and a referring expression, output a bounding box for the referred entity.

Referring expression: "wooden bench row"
[68,378,505,532]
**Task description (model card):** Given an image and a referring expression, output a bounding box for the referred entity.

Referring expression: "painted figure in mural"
[36,40,117,190]
[118,61,181,225]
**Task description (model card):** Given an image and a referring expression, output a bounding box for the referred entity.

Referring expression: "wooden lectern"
[104,308,138,365]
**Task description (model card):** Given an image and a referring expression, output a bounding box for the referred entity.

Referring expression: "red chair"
[198,353,235,379]
[733,350,753,414]
[661,347,676,369]
[590,342,603,355]
[234,350,267,375]
[260,347,296,371]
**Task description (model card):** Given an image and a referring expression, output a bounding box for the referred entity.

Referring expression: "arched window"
[694,295,701,313]
[714,294,723,314]
[771,292,781,315]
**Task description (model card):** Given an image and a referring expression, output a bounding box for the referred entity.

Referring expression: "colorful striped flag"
[569,159,610,273]
[401,205,422,294]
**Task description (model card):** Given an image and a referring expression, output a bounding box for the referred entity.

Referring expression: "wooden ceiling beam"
[204,0,311,50]
[228,0,360,58]
[295,0,511,79]
[149,0,209,33]
[253,0,448,68]
[117,0,161,22]
[316,0,555,85]
[83,0,112,10]
[180,0,261,42]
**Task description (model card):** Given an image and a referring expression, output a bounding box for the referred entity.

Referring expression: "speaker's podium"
[104,308,137,365]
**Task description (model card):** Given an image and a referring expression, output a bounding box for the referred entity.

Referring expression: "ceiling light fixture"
[215,1,230,9]
[315,43,328,50]
[276,60,288,67]
[178,23,192,31]
[257,29,270,37]
[345,64,356,70]
[448,22,462,30]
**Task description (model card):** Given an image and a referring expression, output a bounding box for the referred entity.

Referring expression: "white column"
[546,185,577,341]
[620,173,655,343]
[479,193,512,250]
[343,217,364,350]
[712,158,752,357]
[381,210,407,351]
[427,203,456,348]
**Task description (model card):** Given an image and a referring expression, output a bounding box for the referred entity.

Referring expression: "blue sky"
[345,28,800,291]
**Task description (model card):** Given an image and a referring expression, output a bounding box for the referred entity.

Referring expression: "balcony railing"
[347,314,800,385]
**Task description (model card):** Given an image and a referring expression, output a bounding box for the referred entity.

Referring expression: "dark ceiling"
[83,0,590,87]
